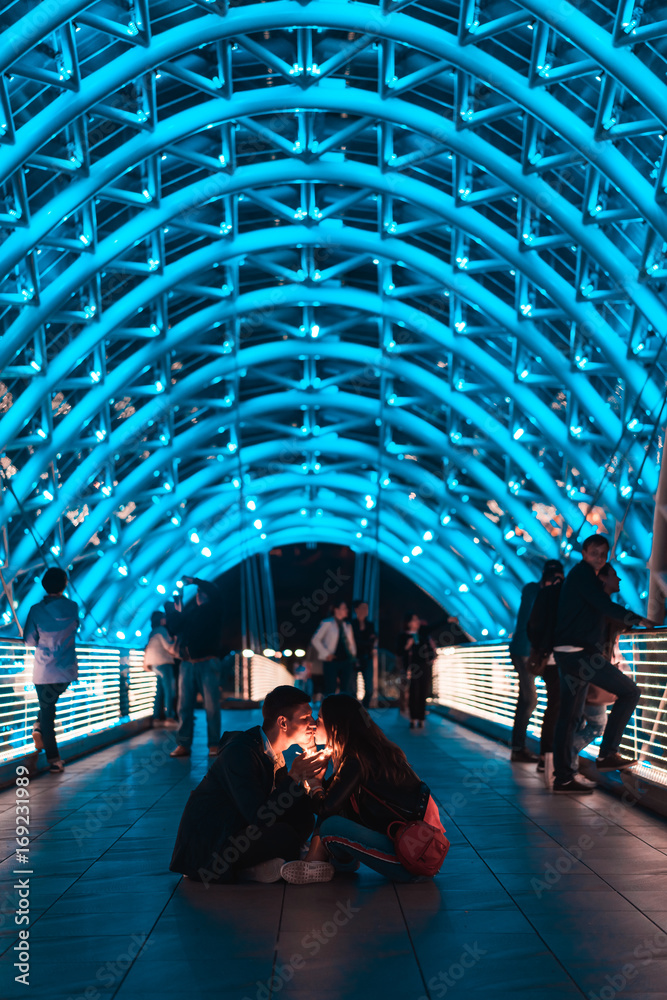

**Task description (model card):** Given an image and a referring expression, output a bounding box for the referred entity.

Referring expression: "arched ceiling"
[1,0,666,640]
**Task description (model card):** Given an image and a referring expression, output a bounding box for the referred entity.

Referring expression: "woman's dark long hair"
[320,694,414,785]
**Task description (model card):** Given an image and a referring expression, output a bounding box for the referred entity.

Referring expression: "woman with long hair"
[280,694,446,884]
[397,612,436,728]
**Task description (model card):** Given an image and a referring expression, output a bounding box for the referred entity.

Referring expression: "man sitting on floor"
[169,686,326,884]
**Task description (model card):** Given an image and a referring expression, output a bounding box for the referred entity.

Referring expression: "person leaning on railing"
[551,534,659,795]
[526,562,564,778]
[570,561,630,768]
[508,560,563,763]
[23,567,79,774]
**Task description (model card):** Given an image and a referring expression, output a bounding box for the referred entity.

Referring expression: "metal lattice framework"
[1,0,667,641]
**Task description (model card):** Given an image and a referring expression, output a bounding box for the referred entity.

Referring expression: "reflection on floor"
[2,709,667,999]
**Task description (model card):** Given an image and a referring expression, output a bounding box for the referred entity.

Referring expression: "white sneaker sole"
[280,861,335,884]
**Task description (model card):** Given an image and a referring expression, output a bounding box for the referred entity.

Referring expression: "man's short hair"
[42,567,68,594]
[598,562,614,579]
[582,534,609,553]
[352,598,367,610]
[150,611,164,629]
[262,686,311,728]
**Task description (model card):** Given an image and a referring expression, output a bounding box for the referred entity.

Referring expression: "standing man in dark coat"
[509,559,563,762]
[166,576,224,758]
[170,687,325,883]
[552,535,655,793]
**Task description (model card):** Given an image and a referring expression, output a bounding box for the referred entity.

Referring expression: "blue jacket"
[23,595,79,684]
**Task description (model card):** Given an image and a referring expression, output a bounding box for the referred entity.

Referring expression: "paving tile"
[0,707,666,1000]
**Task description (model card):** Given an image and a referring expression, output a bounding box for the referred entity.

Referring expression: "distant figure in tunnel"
[23,567,79,774]
[509,560,563,763]
[351,599,377,708]
[169,686,325,883]
[396,613,436,729]
[166,576,224,758]
[142,611,178,726]
[552,535,655,794]
[311,600,357,697]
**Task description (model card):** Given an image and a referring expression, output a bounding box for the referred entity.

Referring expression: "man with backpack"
[509,559,563,762]
[526,562,564,778]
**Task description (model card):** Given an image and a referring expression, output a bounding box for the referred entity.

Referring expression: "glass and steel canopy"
[1,0,666,639]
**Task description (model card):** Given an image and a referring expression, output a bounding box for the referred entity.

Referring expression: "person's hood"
[36,595,78,630]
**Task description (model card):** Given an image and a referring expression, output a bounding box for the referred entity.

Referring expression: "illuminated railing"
[432,630,667,787]
[247,654,296,702]
[0,641,156,763]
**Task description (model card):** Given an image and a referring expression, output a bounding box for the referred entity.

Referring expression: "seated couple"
[170,686,446,885]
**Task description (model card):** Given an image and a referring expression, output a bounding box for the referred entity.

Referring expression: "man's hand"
[182,576,195,585]
[640,617,662,628]
[325,654,335,661]
[289,752,329,783]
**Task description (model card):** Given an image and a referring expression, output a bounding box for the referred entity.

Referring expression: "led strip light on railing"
[0,643,156,763]
[249,655,296,702]
[433,633,667,787]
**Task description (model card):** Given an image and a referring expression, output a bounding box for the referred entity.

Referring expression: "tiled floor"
[1,709,667,999]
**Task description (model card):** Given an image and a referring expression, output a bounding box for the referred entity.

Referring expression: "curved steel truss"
[1,0,667,639]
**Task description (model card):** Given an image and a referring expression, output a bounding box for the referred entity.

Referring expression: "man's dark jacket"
[509,581,540,658]
[527,581,562,655]
[165,578,223,660]
[169,726,311,881]
[554,560,643,653]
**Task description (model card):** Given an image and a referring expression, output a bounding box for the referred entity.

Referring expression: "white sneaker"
[280,860,335,884]
[238,858,286,883]
[48,759,65,774]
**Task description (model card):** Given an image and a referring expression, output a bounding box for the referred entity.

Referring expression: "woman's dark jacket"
[316,756,427,835]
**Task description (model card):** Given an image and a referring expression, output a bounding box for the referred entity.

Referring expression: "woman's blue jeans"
[319,816,427,883]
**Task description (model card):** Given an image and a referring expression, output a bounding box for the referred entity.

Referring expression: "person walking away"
[396,613,435,729]
[281,694,448,884]
[170,686,325,883]
[311,601,357,696]
[552,535,655,794]
[143,611,178,727]
[351,599,377,708]
[526,562,564,780]
[166,576,224,758]
[23,568,79,774]
[571,562,626,765]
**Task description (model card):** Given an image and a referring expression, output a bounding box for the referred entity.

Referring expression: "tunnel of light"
[1,0,667,642]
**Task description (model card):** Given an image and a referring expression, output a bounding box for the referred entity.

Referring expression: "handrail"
[433,629,667,789]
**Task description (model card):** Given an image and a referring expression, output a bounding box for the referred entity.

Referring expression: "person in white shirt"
[23,567,79,773]
[311,601,357,697]
[143,611,178,725]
